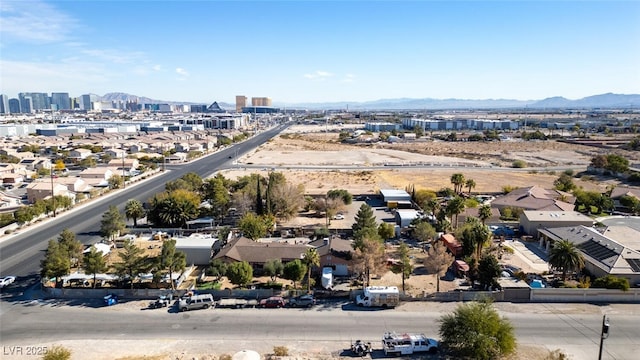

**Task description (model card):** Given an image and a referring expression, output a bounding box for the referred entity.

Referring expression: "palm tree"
[478,205,492,225]
[465,179,476,195]
[548,239,585,282]
[302,248,320,293]
[450,173,465,194]
[124,199,145,227]
[445,196,465,229]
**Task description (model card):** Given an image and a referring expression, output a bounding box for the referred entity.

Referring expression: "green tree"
[302,248,320,292]
[207,258,228,281]
[238,212,268,240]
[14,206,35,224]
[553,173,576,192]
[423,240,454,292]
[413,221,436,243]
[124,199,145,227]
[445,196,466,229]
[263,259,284,282]
[478,204,492,225]
[160,239,187,290]
[592,275,630,291]
[202,174,231,220]
[477,254,501,290]
[283,259,307,289]
[465,178,476,194]
[327,189,353,205]
[100,205,126,241]
[450,173,465,194]
[352,203,379,245]
[226,261,253,288]
[605,154,629,173]
[378,222,395,241]
[548,239,585,282]
[413,125,424,138]
[113,239,148,289]
[439,299,516,360]
[147,189,200,228]
[460,218,492,261]
[108,174,124,189]
[255,176,264,215]
[83,245,107,288]
[57,228,83,268]
[41,239,71,286]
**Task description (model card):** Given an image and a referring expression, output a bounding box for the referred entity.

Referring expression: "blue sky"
[1,0,639,104]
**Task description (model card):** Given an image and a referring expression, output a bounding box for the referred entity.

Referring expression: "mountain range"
[99,92,640,111]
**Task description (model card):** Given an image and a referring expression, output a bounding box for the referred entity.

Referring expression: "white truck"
[355,286,400,308]
[382,332,439,356]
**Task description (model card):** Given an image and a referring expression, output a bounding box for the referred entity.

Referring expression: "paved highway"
[0,300,638,360]
[0,124,288,279]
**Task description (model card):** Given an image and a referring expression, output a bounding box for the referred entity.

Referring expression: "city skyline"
[1,1,639,104]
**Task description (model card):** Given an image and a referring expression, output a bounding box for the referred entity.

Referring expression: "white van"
[178,294,214,311]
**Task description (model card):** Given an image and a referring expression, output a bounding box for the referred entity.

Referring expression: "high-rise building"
[0,94,9,114]
[51,92,71,110]
[8,99,20,114]
[251,97,272,107]
[235,95,247,113]
[18,92,49,112]
[80,94,98,110]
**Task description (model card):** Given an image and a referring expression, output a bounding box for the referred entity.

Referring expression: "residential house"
[491,186,575,212]
[68,148,93,161]
[19,158,51,172]
[609,186,640,213]
[537,225,640,285]
[128,143,149,153]
[107,158,139,172]
[519,211,595,237]
[78,167,115,187]
[0,191,22,209]
[26,181,73,203]
[213,236,309,273]
[55,176,93,194]
[105,148,127,160]
[309,236,354,276]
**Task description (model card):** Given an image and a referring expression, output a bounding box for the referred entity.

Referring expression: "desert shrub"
[563,169,575,177]
[512,160,527,168]
[42,346,72,360]
[502,185,516,194]
[273,346,289,356]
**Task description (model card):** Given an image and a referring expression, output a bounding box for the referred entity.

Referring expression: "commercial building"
[251,97,272,107]
[235,95,247,113]
[0,94,9,114]
[50,93,71,110]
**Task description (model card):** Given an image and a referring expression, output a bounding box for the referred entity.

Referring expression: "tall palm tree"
[450,173,465,194]
[548,239,585,282]
[478,205,492,225]
[124,199,145,227]
[445,196,465,229]
[465,179,476,195]
[302,248,320,293]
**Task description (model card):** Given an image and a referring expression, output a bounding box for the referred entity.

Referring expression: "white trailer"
[382,332,439,356]
[355,286,400,308]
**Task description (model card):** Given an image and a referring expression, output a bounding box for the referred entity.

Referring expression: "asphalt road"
[0,124,288,280]
[0,299,638,360]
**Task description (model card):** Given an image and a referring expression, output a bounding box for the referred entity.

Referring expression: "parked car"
[332,214,345,220]
[0,276,16,288]
[288,294,316,308]
[178,294,214,312]
[259,296,285,308]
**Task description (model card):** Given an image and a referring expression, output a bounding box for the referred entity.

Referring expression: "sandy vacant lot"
[221,126,620,195]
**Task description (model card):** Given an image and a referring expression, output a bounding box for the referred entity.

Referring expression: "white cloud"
[153,65,162,71]
[80,49,146,64]
[176,68,190,77]
[0,0,79,43]
[303,70,334,81]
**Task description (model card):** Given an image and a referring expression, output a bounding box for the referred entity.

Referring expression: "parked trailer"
[382,332,439,356]
[216,298,258,309]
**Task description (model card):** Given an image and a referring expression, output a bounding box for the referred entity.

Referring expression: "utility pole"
[598,315,610,360]
[50,169,56,217]
[122,152,126,189]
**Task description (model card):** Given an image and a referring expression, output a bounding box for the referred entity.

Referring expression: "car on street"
[259,296,285,308]
[288,294,316,308]
[0,276,16,288]
[332,214,345,220]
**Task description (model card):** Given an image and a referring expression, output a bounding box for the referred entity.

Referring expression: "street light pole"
[598,315,610,360]
[50,169,56,217]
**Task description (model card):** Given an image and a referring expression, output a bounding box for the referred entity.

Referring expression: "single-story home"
[213,236,309,273]
[519,210,595,237]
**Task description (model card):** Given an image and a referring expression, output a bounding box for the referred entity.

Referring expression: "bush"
[544,349,571,360]
[273,346,289,356]
[593,275,629,291]
[219,354,232,360]
[43,346,72,360]
[512,160,527,168]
